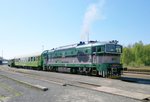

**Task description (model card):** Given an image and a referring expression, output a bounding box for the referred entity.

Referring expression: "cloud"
[81,0,106,41]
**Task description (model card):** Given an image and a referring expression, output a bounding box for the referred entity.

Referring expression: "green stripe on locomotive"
[47,47,92,58]
[47,63,95,68]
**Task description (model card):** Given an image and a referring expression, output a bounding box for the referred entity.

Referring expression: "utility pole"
[42,45,44,51]
[2,50,3,59]
[87,32,90,43]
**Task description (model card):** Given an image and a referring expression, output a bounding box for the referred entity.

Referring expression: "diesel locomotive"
[8,40,123,77]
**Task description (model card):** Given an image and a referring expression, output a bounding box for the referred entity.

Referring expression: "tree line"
[121,41,150,67]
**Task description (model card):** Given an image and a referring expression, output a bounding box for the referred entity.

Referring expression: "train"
[8,40,123,78]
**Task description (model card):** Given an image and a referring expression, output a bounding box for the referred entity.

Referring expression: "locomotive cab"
[92,42,123,77]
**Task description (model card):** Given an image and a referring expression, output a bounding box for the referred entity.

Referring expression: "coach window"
[35,57,37,61]
[65,52,67,56]
[33,57,35,61]
[32,57,34,61]
[97,47,101,52]
[101,46,105,52]
[60,53,62,56]
[32,57,33,61]
[19,58,21,62]
[85,49,88,54]
[28,58,30,62]
[36,57,38,61]
[37,57,39,61]
[24,58,26,62]
[92,47,96,53]
[62,52,65,57]
[97,46,105,53]
[71,51,73,55]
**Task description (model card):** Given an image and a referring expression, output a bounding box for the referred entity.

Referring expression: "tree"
[121,47,133,66]
[132,41,144,66]
[121,41,150,67]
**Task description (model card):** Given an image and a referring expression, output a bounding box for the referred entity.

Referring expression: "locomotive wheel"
[78,68,83,74]
[70,68,77,74]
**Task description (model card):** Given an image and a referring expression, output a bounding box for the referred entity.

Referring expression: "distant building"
[0,57,8,65]
[0,57,2,65]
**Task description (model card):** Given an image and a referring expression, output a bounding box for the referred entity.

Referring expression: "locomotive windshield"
[106,44,122,53]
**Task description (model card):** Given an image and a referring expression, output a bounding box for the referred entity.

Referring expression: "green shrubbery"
[121,41,150,67]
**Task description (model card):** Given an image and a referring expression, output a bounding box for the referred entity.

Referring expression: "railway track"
[0,66,150,101]
[1,65,150,85]
[0,66,101,88]
[122,72,150,80]
[123,71,150,75]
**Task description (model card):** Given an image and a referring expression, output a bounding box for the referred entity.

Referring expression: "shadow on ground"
[120,77,150,85]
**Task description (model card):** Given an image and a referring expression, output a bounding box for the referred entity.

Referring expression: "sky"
[0,0,150,59]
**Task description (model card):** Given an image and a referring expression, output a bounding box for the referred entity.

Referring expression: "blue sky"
[0,0,150,59]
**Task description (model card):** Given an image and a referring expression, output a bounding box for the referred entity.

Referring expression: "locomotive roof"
[76,42,107,48]
[49,41,121,52]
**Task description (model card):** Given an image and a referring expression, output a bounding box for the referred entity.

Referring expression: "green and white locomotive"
[8,40,123,78]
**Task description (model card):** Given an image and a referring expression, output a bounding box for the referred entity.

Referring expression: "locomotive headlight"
[111,64,118,72]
